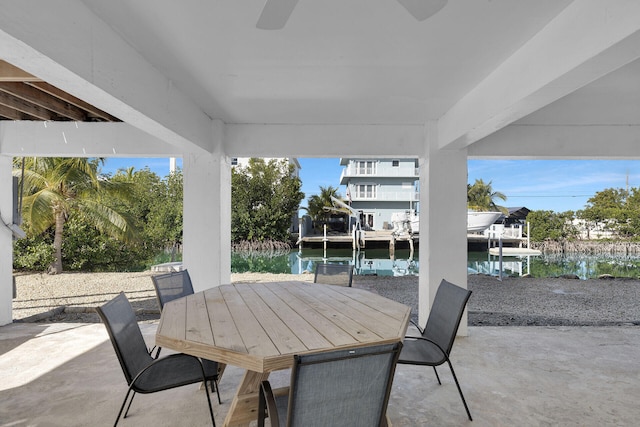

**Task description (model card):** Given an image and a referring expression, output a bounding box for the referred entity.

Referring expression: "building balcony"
[340,166,419,184]
[349,190,419,202]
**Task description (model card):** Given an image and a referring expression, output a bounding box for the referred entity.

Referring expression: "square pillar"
[419,122,469,335]
[182,121,231,291]
[0,155,14,325]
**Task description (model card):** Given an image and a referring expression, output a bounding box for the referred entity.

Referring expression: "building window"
[231,158,238,166]
[392,160,400,167]
[356,184,377,199]
[356,161,376,175]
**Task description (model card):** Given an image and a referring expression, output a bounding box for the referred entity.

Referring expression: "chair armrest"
[129,353,205,386]
[258,380,280,427]
[403,335,447,356]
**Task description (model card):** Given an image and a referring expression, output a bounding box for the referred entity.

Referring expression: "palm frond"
[22,191,63,234]
[77,199,137,242]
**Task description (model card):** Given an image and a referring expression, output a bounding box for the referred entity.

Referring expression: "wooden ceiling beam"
[0,60,40,82]
[26,82,120,121]
[0,60,120,122]
[0,82,87,121]
[0,91,55,120]
[0,103,27,120]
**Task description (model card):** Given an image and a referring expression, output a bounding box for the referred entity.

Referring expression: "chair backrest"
[286,342,402,427]
[313,263,353,287]
[151,269,194,310]
[423,279,472,356]
[96,292,154,384]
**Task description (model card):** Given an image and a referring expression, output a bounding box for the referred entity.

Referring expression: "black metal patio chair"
[313,263,354,287]
[151,269,195,308]
[397,279,473,421]
[96,292,216,426]
[257,342,402,427]
[151,269,222,403]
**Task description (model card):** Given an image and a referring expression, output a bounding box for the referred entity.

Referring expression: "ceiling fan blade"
[256,0,300,30]
[396,0,447,21]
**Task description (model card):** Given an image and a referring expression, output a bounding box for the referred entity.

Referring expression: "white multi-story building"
[340,158,419,230]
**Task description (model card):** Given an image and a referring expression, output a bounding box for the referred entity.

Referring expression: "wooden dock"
[467,233,525,247]
[298,230,417,253]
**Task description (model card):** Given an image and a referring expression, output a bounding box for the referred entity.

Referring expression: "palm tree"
[306,186,344,226]
[13,157,136,274]
[467,179,508,214]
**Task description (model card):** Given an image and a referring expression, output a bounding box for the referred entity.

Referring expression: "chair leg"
[197,364,216,427]
[204,384,216,427]
[257,382,267,427]
[211,379,222,404]
[445,358,473,421]
[433,366,442,385]
[123,390,136,419]
[114,388,135,427]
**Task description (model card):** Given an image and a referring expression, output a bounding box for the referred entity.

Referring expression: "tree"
[527,210,577,242]
[467,179,508,213]
[146,170,184,257]
[13,157,136,274]
[579,187,638,238]
[111,168,184,253]
[306,186,343,226]
[231,158,304,243]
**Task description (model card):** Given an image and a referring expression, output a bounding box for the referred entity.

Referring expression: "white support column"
[419,122,469,334]
[0,155,14,325]
[182,120,231,291]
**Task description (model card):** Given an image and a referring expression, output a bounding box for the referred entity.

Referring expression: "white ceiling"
[80,0,573,125]
[2,0,640,157]
[517,57,640,126]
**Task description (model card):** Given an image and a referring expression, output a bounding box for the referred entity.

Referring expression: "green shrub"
[13,234,55,271]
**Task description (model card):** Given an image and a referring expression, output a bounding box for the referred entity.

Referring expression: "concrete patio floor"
[1,322,638,426]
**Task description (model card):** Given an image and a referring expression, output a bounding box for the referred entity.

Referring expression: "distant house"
[339,158,419,230]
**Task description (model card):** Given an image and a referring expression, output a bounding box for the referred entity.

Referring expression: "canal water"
[231,248,640,279]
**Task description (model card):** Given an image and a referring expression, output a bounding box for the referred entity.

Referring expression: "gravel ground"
[11,271,640,326]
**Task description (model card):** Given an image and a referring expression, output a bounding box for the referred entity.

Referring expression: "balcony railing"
[340,166,419,184]
[349,190,419,202]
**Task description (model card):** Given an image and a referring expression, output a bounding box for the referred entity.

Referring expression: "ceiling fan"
[256,0,448,30]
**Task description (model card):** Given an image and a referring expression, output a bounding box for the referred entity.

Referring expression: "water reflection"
[231,248,419,277]
[468,251,640,279]
[231,248,640,278]
[467,251,534,277]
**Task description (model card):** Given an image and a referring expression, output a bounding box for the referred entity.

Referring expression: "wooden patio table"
[155,280,411,427]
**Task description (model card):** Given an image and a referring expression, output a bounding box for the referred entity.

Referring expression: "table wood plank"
[185,292,215,346]
[204,287,246,353]
[234,284,307,355]
[219,285,279,360]
[246,283,333,351]
[332,286,412,337]
[281,282,382,343]
[157,294,186,342]
[298,284,401,338]
[273,283,359,347]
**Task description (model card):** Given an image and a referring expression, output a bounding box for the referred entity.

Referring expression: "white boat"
[467,211,503,232]
[391,211,419,234]
[392,210,502,234]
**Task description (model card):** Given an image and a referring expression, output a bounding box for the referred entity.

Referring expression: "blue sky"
[101,157,640,213]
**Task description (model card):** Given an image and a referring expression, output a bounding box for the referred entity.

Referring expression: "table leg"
[223,370,270,427]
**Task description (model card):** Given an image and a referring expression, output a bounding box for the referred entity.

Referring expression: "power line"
[506,195,591,198]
